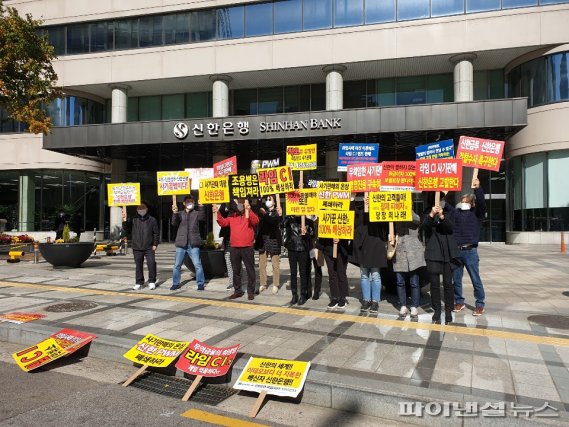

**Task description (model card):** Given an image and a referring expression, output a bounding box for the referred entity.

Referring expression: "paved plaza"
[1,244,569,425]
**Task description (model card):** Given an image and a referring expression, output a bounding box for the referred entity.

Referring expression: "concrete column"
[323,65,346,111]
[110,84,129,123]
[450,54,476,103]
[109,159,128,240]
[18,174,35,232]
[210,75,231,118]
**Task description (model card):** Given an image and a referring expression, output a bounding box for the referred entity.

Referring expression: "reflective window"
[540,0,567,3]
[190,10,216,42]
[398,0,430,21]
[344,81,367,108]
[218,6,244,39]
[334,0,364,27]
[548,150,569,208]
[139,96,162,121]
[186,92,212,118]
[284,85,311,112]
[127,98,139,122]
[274,0,302,34]
[365,0,396,23]
[67,24,89,54]
[162,94,184,119]
[115,19,138,49]
[426,74,453,102]
[546,52,569,102]
[90,22,113,52]
[431,0,465,16]
[474,69,504,100]
[233,89,258,115]
[310,84,326,110]
[524,153,546,209]
[303,0,333,30]
[503,0,537,7]
[164,13,190,45]
[245,2,273,37]
[47,27,66,55]
[139,16,163,47]
[258,87,283,114]
[372,79,396,106]
[397,76,426,104]
[466,0,501,12]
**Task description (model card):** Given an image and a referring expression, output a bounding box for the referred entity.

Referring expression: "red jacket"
[217,210,259,248]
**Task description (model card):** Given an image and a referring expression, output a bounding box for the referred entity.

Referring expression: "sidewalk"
[1,244,569,425]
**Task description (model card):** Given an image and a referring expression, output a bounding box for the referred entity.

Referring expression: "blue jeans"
[396,271,420,308]
[173,245,204,287]
[360,267,381,302]
[453,247,485,308]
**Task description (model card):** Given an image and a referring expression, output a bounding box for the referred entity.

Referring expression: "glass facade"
[47,96,106,127]
[231,84,325,115]
[509,150,569,232]
[42,0,568,56]
[508,51,569,108]
[126,92,212,122]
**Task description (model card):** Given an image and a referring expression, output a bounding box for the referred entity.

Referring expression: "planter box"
[0,243,34,254]
[183,248,227,279]
[39,242,95,268]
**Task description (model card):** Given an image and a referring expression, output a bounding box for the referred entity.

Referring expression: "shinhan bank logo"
[173,123,189,139]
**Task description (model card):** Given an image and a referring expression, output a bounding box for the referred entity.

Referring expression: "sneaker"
[453,303,465,312]
[369,301,379,313]
[259,285,267,293]
[228,292,244,299]
[360,300,371,311]
[248,294,255,301]
[226,283,233,291]
[148,283,156,290]
[473,307,485,316]
[170,284,181,291]
[337,298,347,309]
[133,284,142,291]
[399,306,409,317]
[197,285,205,291]
[272,285,279,295]
[327,299,339,309]
[410,307,418,317]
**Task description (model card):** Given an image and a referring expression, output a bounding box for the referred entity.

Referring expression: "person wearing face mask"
[171,195,206,291]
[213,198,259,300]
[257,195,283,294]
[54,209,69,240]
[446,178,487,316]
[122,201,160,291]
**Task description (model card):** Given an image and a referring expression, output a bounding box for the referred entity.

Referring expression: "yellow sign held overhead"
[369,191,412,222]
[107,183,141,207]
[317,210,355,240]
[199,177,230,204]
[156,171,191,196]
[317,181,353,211]
[285,189,318,216]
[286,144,317,170]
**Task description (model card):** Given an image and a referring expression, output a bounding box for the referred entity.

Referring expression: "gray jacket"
[392,212,426,273]
[172,208,206,248]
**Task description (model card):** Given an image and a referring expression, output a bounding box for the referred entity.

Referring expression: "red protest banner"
[176,339,240,377]
[50,328,97,355]
[213,156,238,177]
[0,312,46,324]
[346,163,382,192]
[416,159,463,192]
[456,136,504,172]
[381,161,416,191]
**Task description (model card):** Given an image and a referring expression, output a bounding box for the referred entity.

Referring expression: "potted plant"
[0,233,35,254]
[183,232,227,279]
[39,224,95,268]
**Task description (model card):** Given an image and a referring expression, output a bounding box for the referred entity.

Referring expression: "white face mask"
[185,203,194,210]
[237,203,244,212]
[459,203,471,211]
[266,200,274,209]
[137,209,147,216]
[439,200,446,209]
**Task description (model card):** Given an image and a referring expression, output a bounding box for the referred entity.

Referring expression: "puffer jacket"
[172,208,206,248]
[122,214,159,251]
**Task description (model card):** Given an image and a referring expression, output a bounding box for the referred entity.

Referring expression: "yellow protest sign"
[317,181,353,211]
[286,189,318,216]
[156,171,191,196]
[369,191,412,222]
[107,183,141,207]
[13,338,68,372]
[123,334,189,368]
[257,166,295,195]
[233,357,311,398]
[286,144,317,170]
[198,177,230,204]
[318,210,355,240]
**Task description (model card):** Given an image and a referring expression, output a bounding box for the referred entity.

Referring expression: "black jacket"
[446,187,487,246]
[419,209,460,264]
[257,208,282,254]
[122,214,159,251]
[172,208,206,248]
[349,207,388,269]
[283,216,314,252]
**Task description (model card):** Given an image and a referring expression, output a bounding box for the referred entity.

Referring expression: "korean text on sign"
[456,136,505,172]
[51,328,97,355]
[186,168,214,190]
[176,339,240,377]
[317,181,353,211]
[346,163,382,192]
[192,121,250,137]
[156,171,191,196]
[0,312,46,324]
[286,144,317,170]
[199,177,230,204]
[107,183,141,206]
[123,334,189,368]
[415,159,463,192]
[415,139,455,160]
[233,357,311,398]
[213,156,238,177]
[13,338,68,372]
[337,143,380,172]
[229,174,260,199]
[286,189,318,216]
[318,210,355,240]
[381,162,416,191]
[257,166,295,196]
[369,191,412,222]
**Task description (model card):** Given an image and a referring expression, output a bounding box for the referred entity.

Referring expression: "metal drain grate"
[44,301,98,312]
[528,315,569,330]
[130,372,237,405]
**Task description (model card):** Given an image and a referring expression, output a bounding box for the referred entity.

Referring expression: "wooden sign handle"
[249,390,267,418]
[182,374,203,401]
[301,215,305,230]
[276,195,281,211]
[122,206,127,217]
[389,221,394,239]
[172,194,177,207]
[333,242,338,259]
[122,364,148,387]
[472,168,479,187]
[434,191,441,207]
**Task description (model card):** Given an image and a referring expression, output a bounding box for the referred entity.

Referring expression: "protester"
[391,211,426,318]
[350,195,387,314]
[420,194,460,324]
[318,236,350,310]
[122,201,159,290]
[257,195,282,294]
[218,203,235,291]
[283,215,314,305]
[308,221,324,301]
[171,195,206,291]
[214,199,259,300]
[448,178,487,316]
[54,209,68,240]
